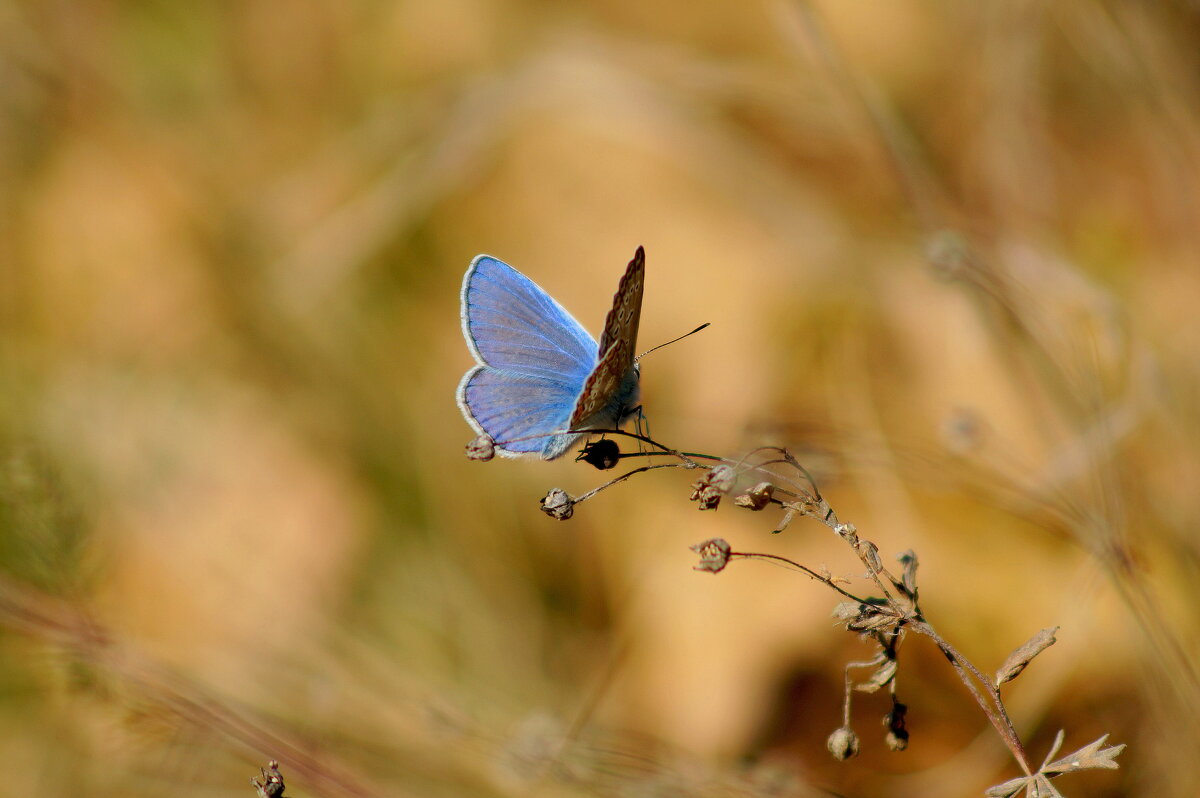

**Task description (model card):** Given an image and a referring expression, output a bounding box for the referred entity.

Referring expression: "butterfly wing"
[461,255,597,380]
[569,246,645,429]
[458,255,598,458]
[458,367,581,455]
[597,245,645,358]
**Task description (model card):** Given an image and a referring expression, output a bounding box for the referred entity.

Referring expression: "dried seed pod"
[690,465,737,510]
[826,726,860,761]
[883,702,909,751]
[690,538,732,573]
[539,488,575,520]
[465,434,496,461]
[734,482,774,510]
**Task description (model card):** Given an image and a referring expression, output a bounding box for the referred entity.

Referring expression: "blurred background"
[2,1,1199,796]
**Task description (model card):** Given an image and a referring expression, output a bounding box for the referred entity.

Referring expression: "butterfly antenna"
[635,323,710,362]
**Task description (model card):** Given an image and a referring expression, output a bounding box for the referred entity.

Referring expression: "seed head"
[690,538,732,573]
[539,488,575,520]
[690,465,736,510]
[826,726,860,761]
[465,434,496,461]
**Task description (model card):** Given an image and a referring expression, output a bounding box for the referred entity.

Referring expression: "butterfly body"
[457,247,645,460]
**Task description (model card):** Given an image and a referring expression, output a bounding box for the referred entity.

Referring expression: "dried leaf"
[983,732,1124,798]
[996,627,1058,685]
[772,507,798,534]
[854,658,897,693]
[831,602,861,622]
[1043,733,1126,774]
[1030,774,1067,797]
[898,550,919,595]
[1039,729,1067,769]
[857,540,882,572]
[984,775,1029,798]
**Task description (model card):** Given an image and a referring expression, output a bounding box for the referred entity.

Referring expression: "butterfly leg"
[632,405,651,455]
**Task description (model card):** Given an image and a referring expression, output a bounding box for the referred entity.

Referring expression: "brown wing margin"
[598,246,645,358]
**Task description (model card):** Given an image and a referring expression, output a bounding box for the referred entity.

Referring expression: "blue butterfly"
[457,246,645,459]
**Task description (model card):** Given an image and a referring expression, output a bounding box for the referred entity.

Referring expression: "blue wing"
[458,255,598,458]
[461,256,597,381]
[457,367,579,457]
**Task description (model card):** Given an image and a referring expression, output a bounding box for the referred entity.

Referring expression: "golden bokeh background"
[2,1,1199,796]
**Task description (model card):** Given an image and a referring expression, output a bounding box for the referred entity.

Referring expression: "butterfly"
[457,246,645,459]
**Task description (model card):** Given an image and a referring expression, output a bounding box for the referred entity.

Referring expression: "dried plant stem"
[909,621,1033,775]
[573,462,690,505]
[565,432,1077,780]
[734,551,868,604]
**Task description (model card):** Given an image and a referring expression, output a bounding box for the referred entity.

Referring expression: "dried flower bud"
[690,538,732,573]
[578,439,620,470]
[690,482,721,510]
[465,434,496,461]
[690,465,736,510]
[857,540,882,572]
[883,702,908,751]
[539,488,575,520]
[834,523,858,545]
[996,627,1058,685]
[251,760,286,798]
[734,482,774,510]
[826,726,860,761]
[707,465,736,492]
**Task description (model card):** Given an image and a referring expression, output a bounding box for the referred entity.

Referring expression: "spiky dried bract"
[465,434,496,461]
[1042,733,1125,774]
[826,727,860,761]
[539,488,575,520]
[996,627,1058,686]
[733,481,774,510]
[833,600,899,633]
[578,439,620,470]
[689,465,736,510]
[690,538,732,573]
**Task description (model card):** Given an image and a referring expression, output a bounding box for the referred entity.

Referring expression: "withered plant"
[466,428,1125,798]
